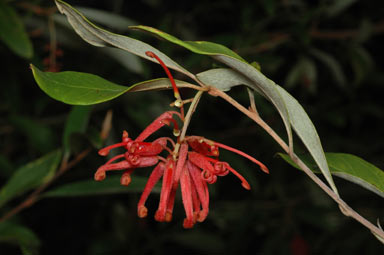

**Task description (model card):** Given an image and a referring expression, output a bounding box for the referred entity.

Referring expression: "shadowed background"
[1,0,383,254]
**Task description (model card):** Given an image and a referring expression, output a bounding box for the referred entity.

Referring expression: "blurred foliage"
[0,0,383,254]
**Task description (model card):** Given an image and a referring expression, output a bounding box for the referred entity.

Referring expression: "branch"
[209,86,384,241]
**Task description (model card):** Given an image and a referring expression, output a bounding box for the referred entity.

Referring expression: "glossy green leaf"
[279,153,384,198]
[0,1,33,58]
[63,105,92,156]
[0,221,40,251]
[54,0,192,78]
[31,65,132,105]
[130,25,246,62]
[43,175,159,197]
[31,64,195,104]
[0,150,62,207]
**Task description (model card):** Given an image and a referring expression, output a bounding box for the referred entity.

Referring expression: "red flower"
[96,111,268,228]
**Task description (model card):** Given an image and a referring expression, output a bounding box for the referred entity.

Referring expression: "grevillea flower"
[95,51,269,228]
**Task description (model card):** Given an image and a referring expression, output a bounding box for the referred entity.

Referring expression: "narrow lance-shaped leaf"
[31,64,197,105]
[54,0,193,79]
[279,153,384,198]
[130,25,247,63]
[0,150,62,207]
[31,65,131,105]
[276,86,337,193]
[0,1,33,58]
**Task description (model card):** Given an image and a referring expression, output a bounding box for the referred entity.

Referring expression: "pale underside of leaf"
[196,68,263,94]
[54,0,193,79]
[275,86,337,193]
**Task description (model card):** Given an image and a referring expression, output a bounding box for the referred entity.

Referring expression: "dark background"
[1,0,384,254]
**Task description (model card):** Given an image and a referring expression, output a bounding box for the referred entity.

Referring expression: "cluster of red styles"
[95,51,269,228]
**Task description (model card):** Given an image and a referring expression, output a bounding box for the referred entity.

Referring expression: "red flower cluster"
[95,51,269,228]
[95,110,268,228]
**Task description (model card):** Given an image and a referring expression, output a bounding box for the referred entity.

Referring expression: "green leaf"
[63,105,92,156]
[0,150,62,207]
[54,0,192,78]
[31,64,132,105]
[31,64,195,105]
[279,153,384,198]
[0,1,33,58]
[43,175,159,197]
[0,221,40,252]
[131,25,246,62]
